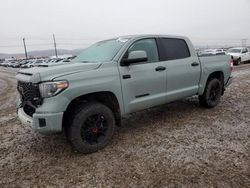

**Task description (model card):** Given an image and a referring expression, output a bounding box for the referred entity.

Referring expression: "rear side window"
[160,38,190,61]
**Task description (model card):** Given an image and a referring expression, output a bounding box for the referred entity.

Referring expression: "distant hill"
[0,49,84,59]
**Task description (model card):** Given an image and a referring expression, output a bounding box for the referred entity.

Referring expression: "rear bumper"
[17,108,63,134]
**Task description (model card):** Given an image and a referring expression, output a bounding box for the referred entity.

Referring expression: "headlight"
[39,81,69,98]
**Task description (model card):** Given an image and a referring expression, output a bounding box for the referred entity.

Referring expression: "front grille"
[17,81,43,116]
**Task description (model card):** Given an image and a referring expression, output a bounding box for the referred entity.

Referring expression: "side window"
[160,38,190,61]
[128,39,159,63]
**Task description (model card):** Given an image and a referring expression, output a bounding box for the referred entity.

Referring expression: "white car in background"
[226,47,250,65]
[198,49,226,57]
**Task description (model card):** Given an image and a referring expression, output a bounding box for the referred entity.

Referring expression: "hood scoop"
[38,65,48,67]
[19,72,33,76]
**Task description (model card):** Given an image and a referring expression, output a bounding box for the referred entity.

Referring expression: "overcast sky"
[1,0,250,53]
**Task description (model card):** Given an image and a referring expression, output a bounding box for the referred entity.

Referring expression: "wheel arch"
[207,71,224,84]
[200,71,224,95]
[63,91,122,129]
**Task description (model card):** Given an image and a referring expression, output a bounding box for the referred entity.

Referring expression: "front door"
[118,38,167,114]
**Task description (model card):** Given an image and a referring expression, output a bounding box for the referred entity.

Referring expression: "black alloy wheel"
[207,81,221,104]
[80,114,108,145]
[67,102,115,154]
[199,78,222,108]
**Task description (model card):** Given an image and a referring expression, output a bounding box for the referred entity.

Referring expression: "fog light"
[39,118,46,127]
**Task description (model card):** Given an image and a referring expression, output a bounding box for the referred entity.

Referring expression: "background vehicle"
[48,58,64,64]
[0,61,8,67]
[16,35,233,154]
[10,61,20,68]
[1,56,76,69]
[18,60,29,67]
[199,49,226,56]
[226,47,250,65]
[21,61,35,68]
[20,61,32,68]
[6,61,16,67]
[205,49,225,55]
[32,59,46,67]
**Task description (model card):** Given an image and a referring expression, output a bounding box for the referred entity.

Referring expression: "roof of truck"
[118,34,188,39]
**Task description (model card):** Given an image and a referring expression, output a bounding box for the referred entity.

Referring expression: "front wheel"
[199,78,222,108]
[236,58,241,65]
[67,102,116,154]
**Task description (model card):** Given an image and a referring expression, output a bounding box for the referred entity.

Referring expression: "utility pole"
[53,34,58,58]
[241,39,247,47]
[23,38,28,59]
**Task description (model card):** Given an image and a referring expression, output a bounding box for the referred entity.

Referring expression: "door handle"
[191,62,199,66]
[155,66,166,71]
[122,74,131,79]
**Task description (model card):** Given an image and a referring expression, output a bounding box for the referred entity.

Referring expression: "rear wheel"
[67,102,115,154]
[199,78,222,108]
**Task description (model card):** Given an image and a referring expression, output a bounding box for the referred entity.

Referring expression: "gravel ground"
[0,65,249,187]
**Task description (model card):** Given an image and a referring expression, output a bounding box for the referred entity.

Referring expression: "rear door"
[158,38,201,102]
[118,38,167,114]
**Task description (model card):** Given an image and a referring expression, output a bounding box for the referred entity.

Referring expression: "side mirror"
[121,50,148,66]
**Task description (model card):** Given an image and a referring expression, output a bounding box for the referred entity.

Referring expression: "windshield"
[73,38,129,63]
[227,48,241,53]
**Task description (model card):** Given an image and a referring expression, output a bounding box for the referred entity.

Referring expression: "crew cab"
[16,35,233,153]
[226,47,250,65]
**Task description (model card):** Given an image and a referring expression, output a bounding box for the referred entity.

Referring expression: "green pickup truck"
[16,35,233,153]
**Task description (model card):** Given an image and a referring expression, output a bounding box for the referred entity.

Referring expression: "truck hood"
[16,62,101,83]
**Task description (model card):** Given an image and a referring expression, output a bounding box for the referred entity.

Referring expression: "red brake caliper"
[91,127,98,134]
[91,115,104,134]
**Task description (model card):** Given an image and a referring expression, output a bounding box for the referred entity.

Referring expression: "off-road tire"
[67,102,115,154]
[199,78,222,108]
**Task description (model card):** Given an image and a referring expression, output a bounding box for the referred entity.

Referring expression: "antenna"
[241,39,247,47]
